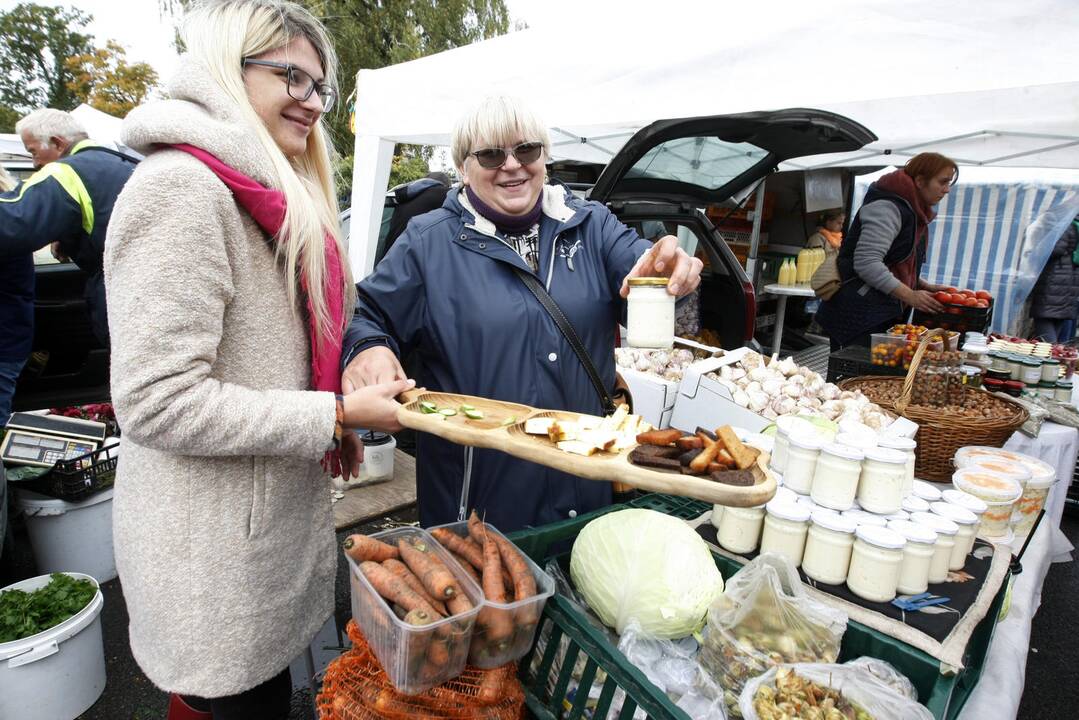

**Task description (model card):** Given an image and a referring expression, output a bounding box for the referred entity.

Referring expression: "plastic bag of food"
[739,662,933,720]
[618,621,728,719]
[843,657,918,701]
[697,553,847,717]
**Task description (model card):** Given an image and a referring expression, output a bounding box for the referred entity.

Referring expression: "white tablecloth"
[956,422,1077,720]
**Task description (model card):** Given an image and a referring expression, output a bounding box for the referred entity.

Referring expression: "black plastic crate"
[12,443,118,502]
[827,345,907,384]
[913,302,993,342]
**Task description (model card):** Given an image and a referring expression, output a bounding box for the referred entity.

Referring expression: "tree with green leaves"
[65,41,159,118]
[0,2,94,131]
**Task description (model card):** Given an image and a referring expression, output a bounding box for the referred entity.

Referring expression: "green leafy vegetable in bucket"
[0,573,97,642]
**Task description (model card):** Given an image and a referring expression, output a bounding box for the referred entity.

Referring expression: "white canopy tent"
[349,0,1079,277]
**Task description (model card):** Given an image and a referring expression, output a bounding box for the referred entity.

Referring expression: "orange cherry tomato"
[975,299,989,309]
[959,289,974,298]
[950,293,967,304]
[934,291,951,303]
[944,286,958,293]
[975,290,992,301]
[964,297,979,307]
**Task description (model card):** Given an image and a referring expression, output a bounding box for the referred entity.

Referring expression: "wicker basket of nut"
[839,329,1028,482]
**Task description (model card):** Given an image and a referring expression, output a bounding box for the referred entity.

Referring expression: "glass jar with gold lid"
[626,277,674,348]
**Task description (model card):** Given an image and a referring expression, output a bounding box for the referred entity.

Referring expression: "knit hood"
[122,54,278,188]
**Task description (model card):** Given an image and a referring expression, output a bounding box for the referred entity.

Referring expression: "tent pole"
[745,180,767,286]
[348,135,396,279]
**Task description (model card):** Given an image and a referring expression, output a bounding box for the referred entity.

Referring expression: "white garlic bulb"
[733,390,750,408]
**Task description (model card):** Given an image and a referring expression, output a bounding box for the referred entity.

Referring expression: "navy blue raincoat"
[344,184,651,531]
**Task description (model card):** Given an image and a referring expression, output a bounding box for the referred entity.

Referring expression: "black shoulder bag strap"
[511,265,617,415]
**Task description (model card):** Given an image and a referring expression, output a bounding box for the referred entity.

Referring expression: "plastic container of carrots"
[429,520,556,669]
[347,526,483,695]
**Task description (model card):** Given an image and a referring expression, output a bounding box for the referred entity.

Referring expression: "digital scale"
[1,412,107,468]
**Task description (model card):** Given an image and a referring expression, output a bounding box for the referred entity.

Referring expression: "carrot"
[398,538,458,600]
[475,664,514,705]
[341,533,398,563]
[358,561,443,620]
[446,592,473,616]
[431,527,484,569]
[478,533,515,644]
[383,559,449,615]
[467,512,516,597]
[492,532,539,625]
[448,550,482,585]
[426,636,451,666]
[402,607,438,626]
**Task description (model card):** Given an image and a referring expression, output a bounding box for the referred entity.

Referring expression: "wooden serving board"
[396,390,776,508]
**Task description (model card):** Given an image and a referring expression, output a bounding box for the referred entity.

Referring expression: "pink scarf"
[171,143,346,470]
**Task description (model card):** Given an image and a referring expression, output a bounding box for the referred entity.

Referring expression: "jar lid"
[912,480,943,502]
[901,495,930,513]
[930,501,978,526]
[811,509,857,533]
[628,277,670,287]
[360,430,395,446]
[842,509,888,527]
[876,436,916,451]
[794,493,817,509]
[952,469,1022,503]
[960,366,981,377]
[775,415,807,435]
[855,525,907,549]
[942,489,989,514]
[773,487,799,504]
[1043,358,1061,366]
[766,500,811,522]
[964,344,988,354]
[1022,358,1042,366]
[725,503,767,515]
[885,510,910,522]
[1038,381,1057,388]
[886,519,938,544]
[910,511,959,536]
[788,433,826,451]
[1057,380,1073,388]
[863,447,907,464]
[819,442,865,461]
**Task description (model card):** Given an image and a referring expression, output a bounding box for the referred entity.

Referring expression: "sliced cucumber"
[463,408,485,420]
[501,416,517,426]
[438,408,457,417]
[459,403,477,412]
[419,401,438,414]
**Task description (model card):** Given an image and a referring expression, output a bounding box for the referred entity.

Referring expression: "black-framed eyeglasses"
[470,141,544,169]
[242,58,338,113]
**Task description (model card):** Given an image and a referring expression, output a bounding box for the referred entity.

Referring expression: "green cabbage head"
[570,508,724,639]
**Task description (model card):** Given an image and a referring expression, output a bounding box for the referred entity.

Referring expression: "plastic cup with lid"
[952,467,1022,538]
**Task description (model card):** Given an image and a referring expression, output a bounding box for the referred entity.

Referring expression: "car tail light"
[742,279,757,343]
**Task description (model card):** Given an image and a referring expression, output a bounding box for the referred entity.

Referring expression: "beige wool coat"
[104,58,342,697]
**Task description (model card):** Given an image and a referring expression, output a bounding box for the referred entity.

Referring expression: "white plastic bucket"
[15,488,116,582]
[0,572,106,720]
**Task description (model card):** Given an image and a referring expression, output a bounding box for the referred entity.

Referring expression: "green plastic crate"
[508,494,1008,720]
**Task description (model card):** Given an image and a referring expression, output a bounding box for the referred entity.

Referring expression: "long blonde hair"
[182,0,354,344]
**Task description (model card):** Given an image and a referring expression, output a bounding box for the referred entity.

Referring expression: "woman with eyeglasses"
[103,2,412,718]
[343,96,703,533]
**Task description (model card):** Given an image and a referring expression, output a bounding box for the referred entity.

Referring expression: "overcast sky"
[0,0,585,88]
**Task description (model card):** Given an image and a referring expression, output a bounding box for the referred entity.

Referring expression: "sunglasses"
[470,141,544,169]
[242,58,338,113]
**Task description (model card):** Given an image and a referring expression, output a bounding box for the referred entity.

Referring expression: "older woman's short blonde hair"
[451,96,551,170]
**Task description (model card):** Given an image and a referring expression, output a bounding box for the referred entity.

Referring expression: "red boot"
[167,693,213,720]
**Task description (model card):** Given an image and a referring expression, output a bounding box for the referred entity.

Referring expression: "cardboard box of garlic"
[671,347,894,437]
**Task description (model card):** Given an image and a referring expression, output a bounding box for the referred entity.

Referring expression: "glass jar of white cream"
[802,510,857,585]
[760,500,812,566]
[810,442,864,511]
[626,277,674,348]
[857,447,907,515]
[847,526,906,603]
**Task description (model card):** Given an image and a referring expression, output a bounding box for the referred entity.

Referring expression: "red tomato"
[950,293,967,304]
[944,286,958,293]
[964,297,979,307]
[975,290,992,301]
[934,291,951,303]
[975,300,989,309]
[959,289,974,298]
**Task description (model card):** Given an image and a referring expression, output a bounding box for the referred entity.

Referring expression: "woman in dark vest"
[817,152,958,350]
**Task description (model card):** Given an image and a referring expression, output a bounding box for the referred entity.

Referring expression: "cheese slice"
[524,417,555,435]
[578,430,618,453]
[576,414,602,431]
[599,404,630,431]
[557,440,599,456]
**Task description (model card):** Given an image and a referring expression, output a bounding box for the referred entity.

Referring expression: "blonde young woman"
[104,1,412,717]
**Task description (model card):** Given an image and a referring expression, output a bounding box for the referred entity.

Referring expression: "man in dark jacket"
[1030,217,1079,342]
[1,108,137,352]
